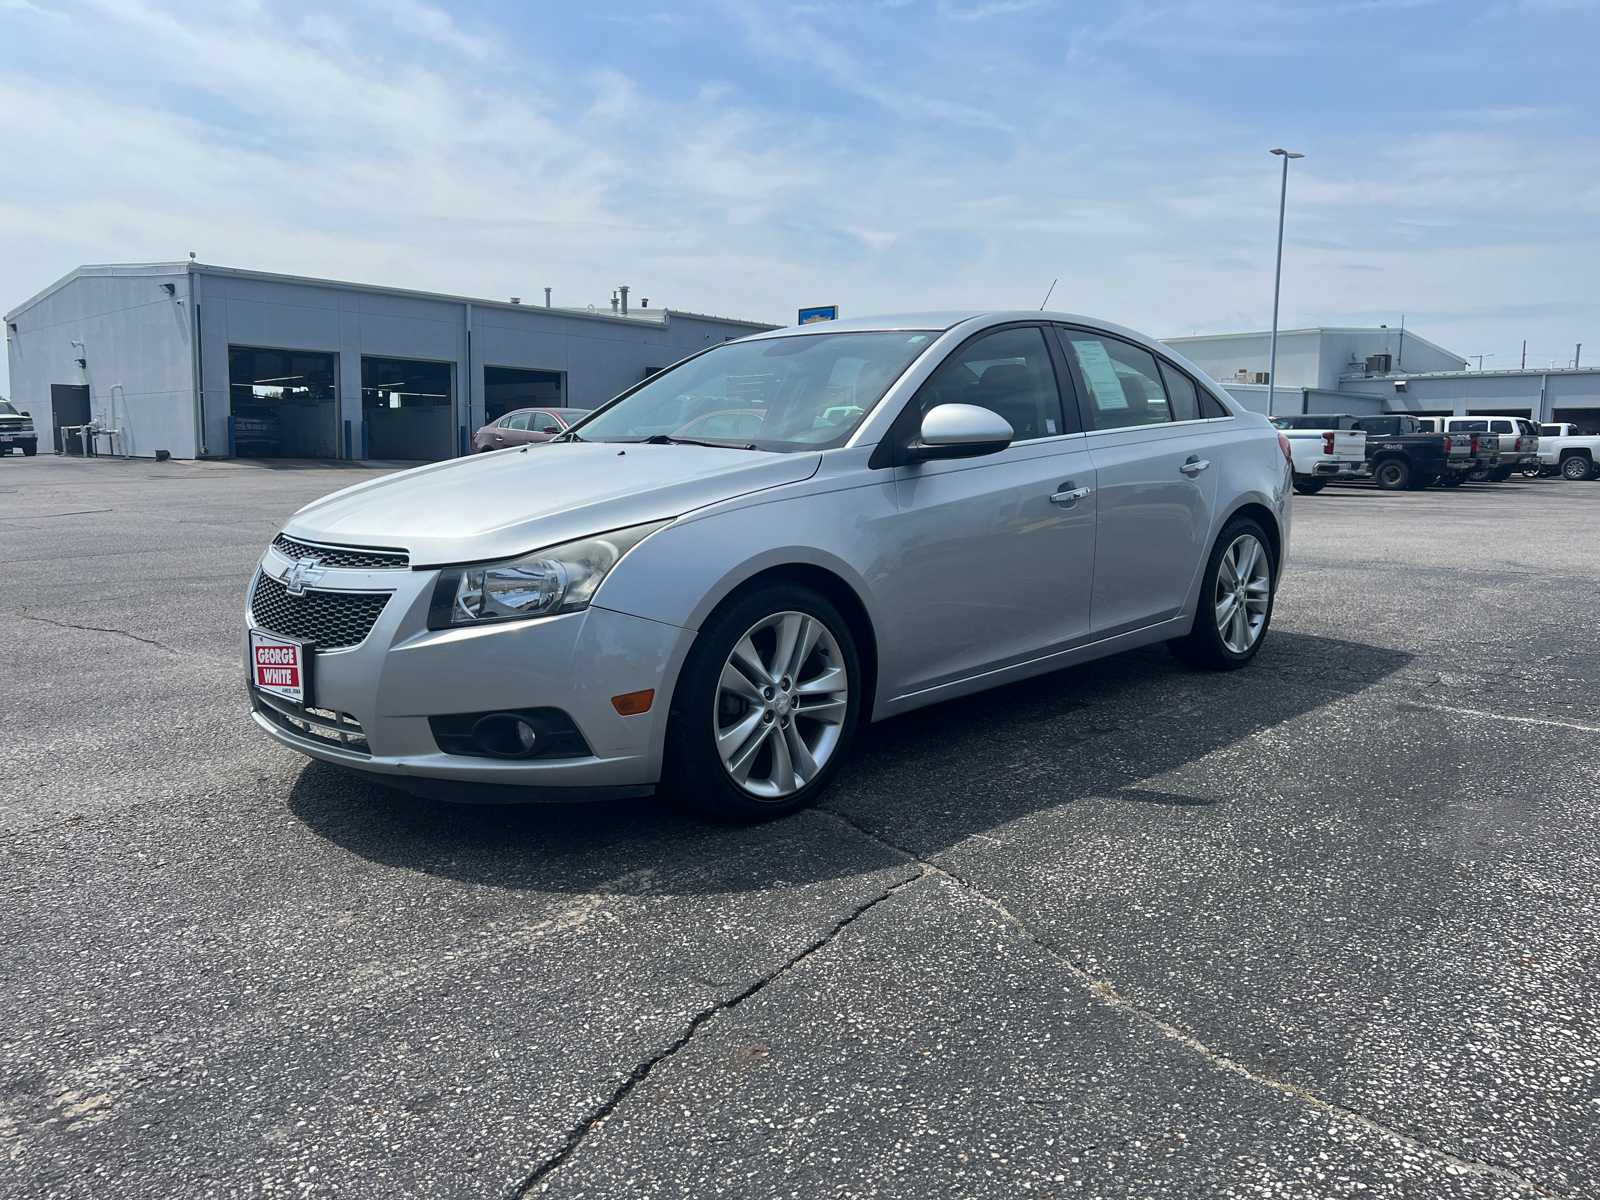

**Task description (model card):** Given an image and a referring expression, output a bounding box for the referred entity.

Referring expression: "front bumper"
[243,554,695,799]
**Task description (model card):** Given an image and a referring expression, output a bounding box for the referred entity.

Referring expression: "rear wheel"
[663,584,861,822]
[1292,477,1327,496]
[1408,472,1436,490]
[1438,474,1464,488]
[1169,518,1276,672]
[1373,459,1411,490]
[1561,454,1595,481]
[1488,467,1512,481]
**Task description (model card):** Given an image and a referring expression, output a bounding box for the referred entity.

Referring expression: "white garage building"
[4,262,776,460]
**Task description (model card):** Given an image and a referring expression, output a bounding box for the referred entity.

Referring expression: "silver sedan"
[244,311,1292,821]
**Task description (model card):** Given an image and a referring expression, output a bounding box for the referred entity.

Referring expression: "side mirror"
[20,411,29,417]
[542,426,560,434]
[905,404,1013,463]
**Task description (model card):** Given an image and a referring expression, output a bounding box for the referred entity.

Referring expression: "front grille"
[254,690,371,757]
[272,534,409,570]
[250,573,392,650]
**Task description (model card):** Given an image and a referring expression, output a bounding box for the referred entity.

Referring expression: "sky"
[2,0,1598,396]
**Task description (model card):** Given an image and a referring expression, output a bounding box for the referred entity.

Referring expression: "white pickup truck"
[1537,424,1600,480]
[1267,416,1368,495]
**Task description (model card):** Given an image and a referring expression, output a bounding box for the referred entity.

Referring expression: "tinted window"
[1542,425,1562,436]
[530,411,561,429]
[574,331,935,451]
[0,401,17,416]
[1450,419,1488,432]
[1353,418,1398,436]
[1271,416,1341,430]
[916,326,1065,442]
[1159,363,1202,422]
[1490,420,1513,434]
[503,412,532,431]
[1060,332,1171,430]
[1200,390,1230,418]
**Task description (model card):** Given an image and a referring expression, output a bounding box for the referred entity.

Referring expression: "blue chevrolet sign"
[798,305,839,324]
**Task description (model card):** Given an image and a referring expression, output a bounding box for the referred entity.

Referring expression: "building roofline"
[7,261,780,331]
[1340,365,1600,382]
[1163,325,1463,364]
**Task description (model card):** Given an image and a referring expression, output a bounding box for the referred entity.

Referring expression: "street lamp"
[1266,148,1304,417]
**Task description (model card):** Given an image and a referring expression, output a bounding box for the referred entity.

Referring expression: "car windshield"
[570,331,937,451]
[0,402,17,416]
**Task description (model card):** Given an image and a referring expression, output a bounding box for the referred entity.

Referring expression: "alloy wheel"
[1213,534,1271,655]
[714,611,850,799]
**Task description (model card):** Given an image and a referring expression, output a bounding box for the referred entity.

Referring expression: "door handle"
[1050,485,1092,505]
[1180,458,1210,475]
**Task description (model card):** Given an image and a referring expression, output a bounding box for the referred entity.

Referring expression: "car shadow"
[287,631,1412,896]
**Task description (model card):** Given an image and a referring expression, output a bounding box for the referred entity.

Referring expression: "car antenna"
[1039,279,1057,311]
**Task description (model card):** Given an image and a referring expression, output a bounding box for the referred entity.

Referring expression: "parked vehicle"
[230,405,283,456]
[472,407,591,453]
[1444,418,1537,480]
[244,310,1291,821]
[1537,424,1600,480]
[1354,415,1479,489]
[1267,416,1367,495]
[0,400,38,456]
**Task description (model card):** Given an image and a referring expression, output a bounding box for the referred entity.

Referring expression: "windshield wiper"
[640,435,761,451]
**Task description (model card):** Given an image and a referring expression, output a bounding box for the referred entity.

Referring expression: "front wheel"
[1561,455,1595,481]
[1169,518,1276,672]
[1373,459,1411,490]
[663,584,861,822]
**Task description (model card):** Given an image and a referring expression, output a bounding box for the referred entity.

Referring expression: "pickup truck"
[1537,424,1600,480]
[1266,416,1368,495]
[1419,417,1539,480]
[0,399,37,456]
[1271,414,1478,489]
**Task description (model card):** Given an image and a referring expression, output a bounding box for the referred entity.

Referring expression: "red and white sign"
[250,630,311,705]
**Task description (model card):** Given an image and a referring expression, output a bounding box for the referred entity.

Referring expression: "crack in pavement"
[19,613,179,655]
[816,808,1561,1198]
[505,863,930,1198]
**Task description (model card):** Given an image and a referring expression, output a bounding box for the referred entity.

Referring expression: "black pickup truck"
[1272,414,1478,490]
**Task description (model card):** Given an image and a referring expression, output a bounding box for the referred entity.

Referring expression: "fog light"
[470,713,540,758]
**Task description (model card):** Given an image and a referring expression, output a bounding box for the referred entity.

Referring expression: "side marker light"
[611,689,655,715]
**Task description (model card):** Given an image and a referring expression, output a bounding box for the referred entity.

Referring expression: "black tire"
[1168,517,1276,672]
[1561,454,1595,482]
[22,443,36,456]
[663,583,863,822]
[1488,467,1512,482]
[1292,477,1327,496]
[1467,467,1491,482]
[1438,474,1464,488]
[1408,472,1436,490]
[1373,459,1411,490]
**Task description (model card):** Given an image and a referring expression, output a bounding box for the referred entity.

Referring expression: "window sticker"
[1045,418,1057,434]
[1072,339,1128,410]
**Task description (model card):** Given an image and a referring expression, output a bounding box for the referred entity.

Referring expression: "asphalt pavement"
[2,456,1596,1199]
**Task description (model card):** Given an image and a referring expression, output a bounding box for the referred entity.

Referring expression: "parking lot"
[3,456,1596,1198]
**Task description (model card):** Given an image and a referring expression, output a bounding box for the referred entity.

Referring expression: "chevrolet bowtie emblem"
[283,556,326,597]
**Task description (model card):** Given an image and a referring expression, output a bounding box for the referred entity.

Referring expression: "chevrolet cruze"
[245,311,1292,821]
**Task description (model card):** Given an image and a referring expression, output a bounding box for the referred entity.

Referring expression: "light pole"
[1266,148,1304,417]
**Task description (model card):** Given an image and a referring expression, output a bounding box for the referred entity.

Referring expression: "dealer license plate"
[250,629,314,706]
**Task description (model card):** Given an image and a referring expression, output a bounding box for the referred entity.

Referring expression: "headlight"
[427,520,670,630]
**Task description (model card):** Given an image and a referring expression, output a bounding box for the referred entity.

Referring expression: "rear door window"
[1490,420,1514,434]
[1058,331,1172,431]
[1158,362,1202,423]
[503,412,532,431]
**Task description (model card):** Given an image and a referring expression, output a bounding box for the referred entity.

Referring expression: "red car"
[472,407,590,453]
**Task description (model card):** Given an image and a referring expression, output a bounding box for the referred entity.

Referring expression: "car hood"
[282,443,823,566]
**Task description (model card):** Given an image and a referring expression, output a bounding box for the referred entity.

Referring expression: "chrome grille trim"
[249,573,392,650]
[253,689,372,758]
[271,534,409,570]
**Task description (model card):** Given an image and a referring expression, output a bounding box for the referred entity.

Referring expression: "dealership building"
[1163,327,1600,430]
[4,262,777,460]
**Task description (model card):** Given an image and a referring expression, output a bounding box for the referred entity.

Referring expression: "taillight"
[1514,437,1523,452]
[1443,437,1452,453]
[1470,435,1479,455]
[1322,432,1335,455]
[1278,433,1293,464]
